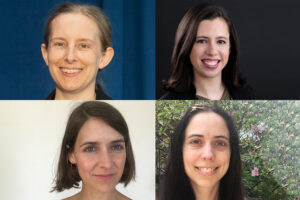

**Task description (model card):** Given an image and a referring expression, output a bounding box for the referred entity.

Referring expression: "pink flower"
[252,167,259,176]
[257,124,263,133]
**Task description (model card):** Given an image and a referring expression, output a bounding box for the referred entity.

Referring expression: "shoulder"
[46,89,55,100]
[159,91,181,100]
[96,84,112,100]
[229,84,255,100]
[62,192,80,200]
[117,191,131,200]
[159,89,196,100]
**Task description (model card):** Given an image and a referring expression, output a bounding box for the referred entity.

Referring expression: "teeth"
[199,167,216,172]
[203,60,218,66]
[61,68,81,74]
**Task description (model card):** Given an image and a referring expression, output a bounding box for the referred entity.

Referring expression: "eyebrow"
[50,37,66,42]
[80,141,98,147]
[50,37,94,43]
[79,139,125,147]
[76,38,95,43]
[111,139,125,144]
[187,134,229,140]
[196,36,228,40]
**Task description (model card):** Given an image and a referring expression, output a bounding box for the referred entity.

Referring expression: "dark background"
[0,0,155,99]
[156,0,300,99]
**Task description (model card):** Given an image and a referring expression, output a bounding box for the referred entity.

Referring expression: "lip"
[201,59,220,69]
[93,173,116,181]
[195,166,218,176]
[59,67,83,77]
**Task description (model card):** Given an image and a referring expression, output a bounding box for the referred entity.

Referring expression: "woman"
[161,3,254,100]
[52,101,135,200]
[160,104,244,200]
[41,3,114,100]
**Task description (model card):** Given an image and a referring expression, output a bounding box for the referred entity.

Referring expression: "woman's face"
[69,118,126,193]
[189,17,230,81]
[183,112,230,190]
[41,13,113,95]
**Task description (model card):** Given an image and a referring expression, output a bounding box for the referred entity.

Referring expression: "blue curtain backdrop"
[0,0,155,99]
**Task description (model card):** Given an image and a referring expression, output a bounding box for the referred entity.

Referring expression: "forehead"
[185,112,229,138]
[76,118,124,144]
[50,12,100,41]
[196,17,229,37]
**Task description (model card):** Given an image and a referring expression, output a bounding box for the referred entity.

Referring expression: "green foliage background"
[156,100,300,200]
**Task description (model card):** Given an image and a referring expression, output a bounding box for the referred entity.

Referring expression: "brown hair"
[44,2,111,51]
[52,101,135,192]
[164,3,246,93]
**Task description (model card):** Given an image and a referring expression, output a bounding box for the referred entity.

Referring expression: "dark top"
[160,84,255,100]
[46,84,111,100]
[196,87,232,100]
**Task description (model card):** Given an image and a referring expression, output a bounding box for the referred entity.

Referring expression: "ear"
[41,43,49,66]
[98,47,114,70]
[68,152,77,164]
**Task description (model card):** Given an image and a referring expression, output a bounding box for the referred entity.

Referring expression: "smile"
[60,67,82,74]
[195,166,218,176]
[93,173,116,181]
[201,59,220,69]
[59,67,82,77]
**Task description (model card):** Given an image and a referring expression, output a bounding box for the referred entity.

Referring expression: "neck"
[191,183,219,200]
[54,86,96,100]
[193,75,224,100]
[75,186,121,200]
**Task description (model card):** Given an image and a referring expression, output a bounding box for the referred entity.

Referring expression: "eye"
[217,40,226,45]
[111,144,124,151]
[190,139,202,145]
[84,146,96,152]
[54,42,65,47]
[215,141,227,147]
[79,43,90,49]
[195,39,207,44]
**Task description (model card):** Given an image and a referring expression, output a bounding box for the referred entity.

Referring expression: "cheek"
[190,46,204,59]
[47,49,66,64]
[220,150,231,171]
[77,50,100,66]
[183,147,195,169]
[76,156,97,173]
[114,153,126,171]
[221,48,230,61]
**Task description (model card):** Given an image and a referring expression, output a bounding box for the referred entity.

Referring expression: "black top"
[46,84,111,100]
[160,84,255,100]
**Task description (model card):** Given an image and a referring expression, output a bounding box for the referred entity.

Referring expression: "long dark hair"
[159,104,244,200]
[164,3,246,93]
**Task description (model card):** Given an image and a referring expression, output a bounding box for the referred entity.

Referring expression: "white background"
[0,100,155,200]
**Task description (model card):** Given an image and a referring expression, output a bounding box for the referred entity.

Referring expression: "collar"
[46,84,111,100]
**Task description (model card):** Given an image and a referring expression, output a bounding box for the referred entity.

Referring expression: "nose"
[98,149,113,169]
[205,42,218,56]
[201,144,214,160]
[65,45,77,63]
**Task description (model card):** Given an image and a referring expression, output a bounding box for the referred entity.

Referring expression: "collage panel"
[156,0,300,100]
[0,100,155,200]
[156,100,300,199]
[0,0,155,100]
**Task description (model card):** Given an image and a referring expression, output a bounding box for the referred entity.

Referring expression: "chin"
[94,183,117,193]
[192,179,221,189]
[202,74,222,80]
[57,84,83,93]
